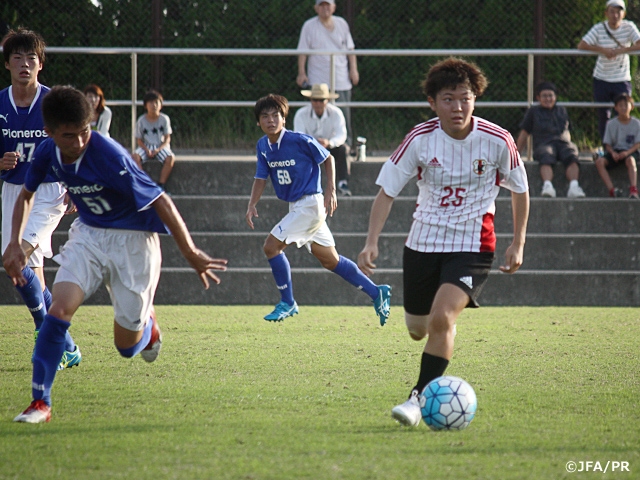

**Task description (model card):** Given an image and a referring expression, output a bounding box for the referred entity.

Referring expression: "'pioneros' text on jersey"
[0,84,57,184]
[25,132,168,233]
[377,117,529,253]
[255,129,329,202]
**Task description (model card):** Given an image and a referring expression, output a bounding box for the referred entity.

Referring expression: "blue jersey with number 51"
[255,129,329,202]
[25,132,168,233]
[0,84,58,184]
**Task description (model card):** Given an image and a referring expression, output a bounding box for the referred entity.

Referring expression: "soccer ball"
[420,376,477,431]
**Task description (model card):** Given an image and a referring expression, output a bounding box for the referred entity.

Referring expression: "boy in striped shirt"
[358,57,530,427]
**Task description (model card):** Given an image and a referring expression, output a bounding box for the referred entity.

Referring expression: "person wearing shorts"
[594,92,640,198]
[3,86,228,424]
[358,58,530,427]
[516,81,586,198]
[245,93,391,324]
[132,89,175,192]
[0,28,80,369]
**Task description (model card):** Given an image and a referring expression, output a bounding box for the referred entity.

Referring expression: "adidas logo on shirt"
[459,276,473,289]
[427,157,442,167]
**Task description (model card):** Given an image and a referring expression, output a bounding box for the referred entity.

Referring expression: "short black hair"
[1,27,46,65]
[254,94,289,121]
[42,86,93,132]
[421,57,488,99]
[143,89,164,106]
[614,92,634,107]
[535,81,557,97]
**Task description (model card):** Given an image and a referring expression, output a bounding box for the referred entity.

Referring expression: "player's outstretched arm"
[500,190,529,274]
[246,178,267,230]
[358,188,395,277]
[152,193,227,289]
[2,187,36,286]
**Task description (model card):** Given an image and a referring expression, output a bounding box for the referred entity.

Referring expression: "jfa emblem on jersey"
[473,159,487,175]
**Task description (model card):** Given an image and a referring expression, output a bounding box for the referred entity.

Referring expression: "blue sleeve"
[255,139,270,179]
[107,153,163,211]
[24,141,54,192]
[306,136,330,165]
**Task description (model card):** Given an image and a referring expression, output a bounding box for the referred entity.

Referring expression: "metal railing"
[16,47,623,152]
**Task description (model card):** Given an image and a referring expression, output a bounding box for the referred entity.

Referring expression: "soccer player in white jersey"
[357,58,530,427]
[3,86,228,423]
[1,28,80,370]
[246,93,391,324]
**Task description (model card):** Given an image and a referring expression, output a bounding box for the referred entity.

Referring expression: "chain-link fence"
[2,0,638,151]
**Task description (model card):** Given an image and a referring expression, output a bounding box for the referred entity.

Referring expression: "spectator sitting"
[595,92,640,198]
[516,81,586,198]
[84,84,112,137]
[577,0,640,141]
[294,83,351,196]
[132,89,175,192]
[297,0,359,148]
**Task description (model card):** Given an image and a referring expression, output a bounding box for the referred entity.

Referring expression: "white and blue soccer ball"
[420,376,477,431]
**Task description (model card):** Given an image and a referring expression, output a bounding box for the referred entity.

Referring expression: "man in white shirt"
[297,0,359,148]
[294,83,352,196]
[578,0,640,140]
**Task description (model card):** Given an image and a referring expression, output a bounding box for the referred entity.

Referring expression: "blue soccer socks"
[32,314,71,406]
[268,253,295,305]
[116,317,153,358]
[332,255,379,300]
[14,267,46,330]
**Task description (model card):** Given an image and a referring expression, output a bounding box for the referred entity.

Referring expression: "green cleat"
[373,285,392,326]
[57,346,82,371]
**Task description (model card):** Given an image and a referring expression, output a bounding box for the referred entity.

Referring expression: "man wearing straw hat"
[294,83,352,196]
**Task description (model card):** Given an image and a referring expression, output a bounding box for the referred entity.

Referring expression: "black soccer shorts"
[403,247,495,316]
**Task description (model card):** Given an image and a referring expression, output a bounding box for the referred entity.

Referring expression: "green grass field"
[0,306,638,480]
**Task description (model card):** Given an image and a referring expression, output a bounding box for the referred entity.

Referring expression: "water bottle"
[356,136,367,162]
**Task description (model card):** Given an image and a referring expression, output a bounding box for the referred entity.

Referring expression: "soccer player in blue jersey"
[245,93,391,323]
[3,86,228,423]
[0,28,80,370]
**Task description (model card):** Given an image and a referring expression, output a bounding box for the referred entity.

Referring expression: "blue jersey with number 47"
[255,129,329,202]
[25,132,168,233]
[0,84,58,184]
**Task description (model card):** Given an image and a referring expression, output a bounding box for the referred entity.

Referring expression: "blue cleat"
[58,346,82,371]
[264,301,299,322]
[373,285,392,326]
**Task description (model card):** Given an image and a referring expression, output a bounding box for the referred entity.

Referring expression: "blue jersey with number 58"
[25,132,168,233]
[0,84,57,184]
[255,129,329,202]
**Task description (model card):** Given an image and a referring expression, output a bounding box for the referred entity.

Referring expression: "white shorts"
[2,181,66,268]
[53,219,162,332]
[271,193,335,253]
[135,144,174,164]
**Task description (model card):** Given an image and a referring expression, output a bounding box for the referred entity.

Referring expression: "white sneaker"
[567,183,586,198]
[391,390,422,426]
[541,182,556,198]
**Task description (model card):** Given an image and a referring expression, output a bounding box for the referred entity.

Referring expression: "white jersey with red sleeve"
[376,116,528,254]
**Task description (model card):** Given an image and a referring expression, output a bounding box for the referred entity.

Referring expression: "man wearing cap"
[578,0,640,141]
[296,0,359,148]
[294,83,352,196]
[516,82,586,198]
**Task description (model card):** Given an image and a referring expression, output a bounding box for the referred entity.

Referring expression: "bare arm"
[2,187,36,285]
[515,130,529,154]
[297,54,309,87]
[323,155,337,217]
[577,39,618,59]
[357,188,395,277]
[499,190,529,274]
[348,53,359,86]
[153,193,227,288]
[246,178,267,229]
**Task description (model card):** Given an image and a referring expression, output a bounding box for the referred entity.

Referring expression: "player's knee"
[408,328,427,341]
